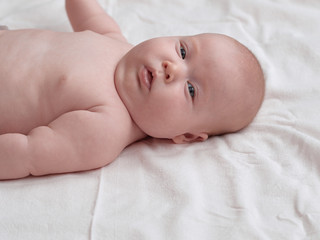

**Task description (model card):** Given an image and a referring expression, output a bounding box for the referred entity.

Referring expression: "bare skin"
[0,0,145,179]
[0,0,264,180]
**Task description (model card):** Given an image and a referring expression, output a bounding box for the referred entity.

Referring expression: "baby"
[0,0,265,180]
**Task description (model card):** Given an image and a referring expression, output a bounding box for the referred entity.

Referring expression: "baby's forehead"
[191,33,243,54]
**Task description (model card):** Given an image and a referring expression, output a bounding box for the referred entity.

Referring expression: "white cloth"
[1,0,320,239]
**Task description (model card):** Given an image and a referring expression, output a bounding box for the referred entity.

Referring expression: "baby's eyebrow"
[188,36,199,55]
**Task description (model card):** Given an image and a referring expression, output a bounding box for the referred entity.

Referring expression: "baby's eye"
[187,82,195,98]
[180,45,186,59]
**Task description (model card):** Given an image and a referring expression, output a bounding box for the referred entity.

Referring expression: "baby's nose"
[162,60,178,83]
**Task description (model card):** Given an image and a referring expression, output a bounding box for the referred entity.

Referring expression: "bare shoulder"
[28,103,144,176]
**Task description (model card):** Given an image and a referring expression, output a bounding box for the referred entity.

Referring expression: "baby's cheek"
[146,92,185,121]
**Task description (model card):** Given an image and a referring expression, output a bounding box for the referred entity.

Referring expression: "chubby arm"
[0,133,30,179]
[65,0,126,41]
[0,109,123,180]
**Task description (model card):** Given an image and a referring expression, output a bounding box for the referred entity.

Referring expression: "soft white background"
[1,0,320,239]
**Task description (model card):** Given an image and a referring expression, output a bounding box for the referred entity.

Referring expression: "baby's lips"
[139,66,153,90]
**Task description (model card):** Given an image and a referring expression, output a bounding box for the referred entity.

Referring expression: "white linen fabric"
[1,0,320,239]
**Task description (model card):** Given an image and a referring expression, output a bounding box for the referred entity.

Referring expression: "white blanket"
[1,0,320,239]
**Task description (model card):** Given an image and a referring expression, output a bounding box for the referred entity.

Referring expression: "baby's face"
[115,33,264,142]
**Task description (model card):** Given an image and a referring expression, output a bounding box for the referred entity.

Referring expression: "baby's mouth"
[139,66,154,90]
[148,70,153,85]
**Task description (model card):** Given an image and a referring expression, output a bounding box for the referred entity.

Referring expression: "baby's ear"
[172,133,208,144]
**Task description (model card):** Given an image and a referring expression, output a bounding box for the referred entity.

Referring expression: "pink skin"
[115,33,264,143]
[0,0,264,179]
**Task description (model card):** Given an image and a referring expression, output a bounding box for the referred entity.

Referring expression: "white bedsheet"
[1,0,320,239]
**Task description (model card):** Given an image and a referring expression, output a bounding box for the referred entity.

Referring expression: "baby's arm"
[0,109,120,180]
[65,0,126,41]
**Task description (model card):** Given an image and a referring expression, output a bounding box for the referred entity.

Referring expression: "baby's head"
[115,33,265,143]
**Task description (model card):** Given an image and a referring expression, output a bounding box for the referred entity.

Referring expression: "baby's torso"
[0,29,130,135]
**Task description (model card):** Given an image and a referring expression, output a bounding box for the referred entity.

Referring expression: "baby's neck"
[125,120,148,145]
